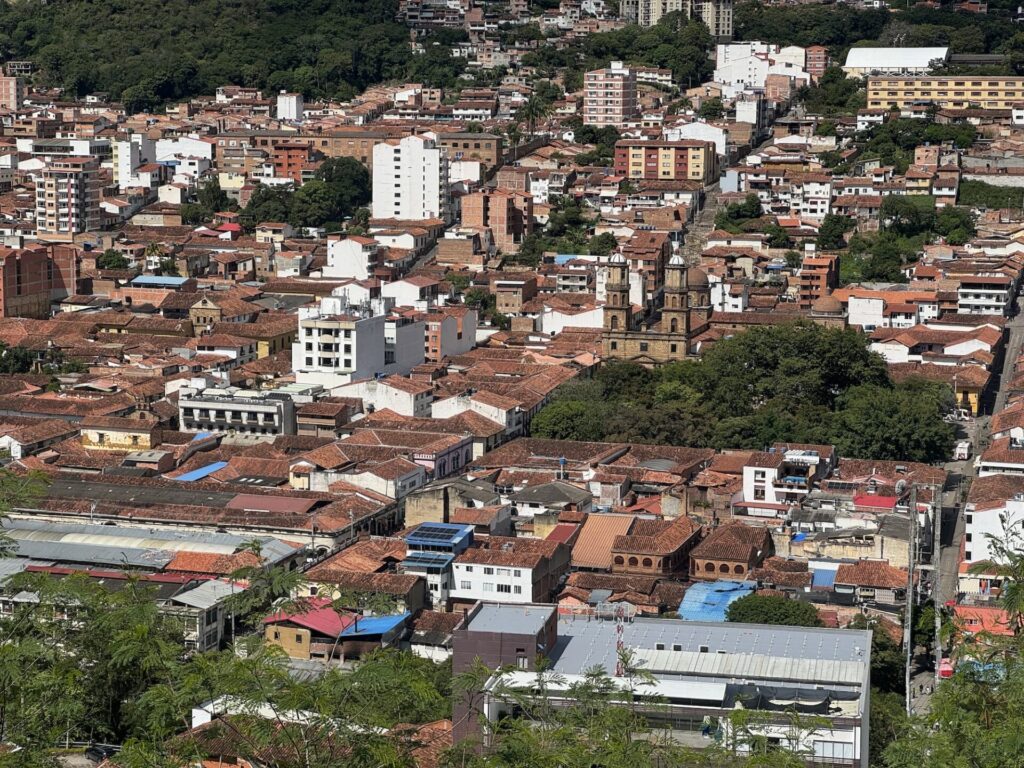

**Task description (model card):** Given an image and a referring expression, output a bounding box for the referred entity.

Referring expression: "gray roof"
[0,558,28,582]
[2,519,298,569]
[466,603,554,636]
[511,481,592,506]
[171,579,247,609]
[548,616,872,679]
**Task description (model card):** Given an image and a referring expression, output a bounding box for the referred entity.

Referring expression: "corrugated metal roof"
[0,558,28,582]
[2,520,298,567]
[173,461,229,482]
[340,612,410,637]
[171,579,246,609]
[633,647,866,686]
[571,513,634,570]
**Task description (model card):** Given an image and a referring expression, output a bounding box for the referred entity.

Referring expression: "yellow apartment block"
[867,76,1024,110]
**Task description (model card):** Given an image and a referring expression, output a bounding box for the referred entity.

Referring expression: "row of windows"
[457,581,523,594]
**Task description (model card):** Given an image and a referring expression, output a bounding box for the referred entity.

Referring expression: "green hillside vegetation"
[531,323,956,463]
[0,0,417,108]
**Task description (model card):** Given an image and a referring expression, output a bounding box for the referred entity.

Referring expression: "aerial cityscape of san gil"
[0,0,1022,765]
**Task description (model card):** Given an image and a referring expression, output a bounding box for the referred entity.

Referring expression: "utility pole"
[904,485,917,715]
[934,482,944,687]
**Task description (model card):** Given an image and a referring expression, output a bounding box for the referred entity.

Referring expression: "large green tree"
[725,594,822,627]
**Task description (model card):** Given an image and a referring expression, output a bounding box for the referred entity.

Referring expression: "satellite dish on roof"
[895,479,907,495]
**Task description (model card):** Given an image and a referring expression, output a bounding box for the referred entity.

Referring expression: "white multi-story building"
[737,446,832,519]
[35,157,102,241]
[371,133,451,223]
[154,135,215,163]
[112,134,156,191]
[664,121,730,157]
[276,91,304,122]
[292,296,425,388]
[178,386,297,437]
[323,235,381,281]
[964,491,1024,568]
[451,554,535,604]
[333,375,434,417]
[957,274,1015,316]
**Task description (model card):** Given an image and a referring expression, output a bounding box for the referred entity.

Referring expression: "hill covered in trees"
[0,0,415,109]
[531,323,956,464]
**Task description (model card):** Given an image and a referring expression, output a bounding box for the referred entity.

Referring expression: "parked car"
[85,745,118,764]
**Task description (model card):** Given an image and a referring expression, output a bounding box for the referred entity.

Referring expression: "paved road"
[681,183,723,263]
[909,292,1024,713]
[994,301,1024,413]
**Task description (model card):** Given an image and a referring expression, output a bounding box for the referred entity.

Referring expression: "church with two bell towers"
[601,251,711,365]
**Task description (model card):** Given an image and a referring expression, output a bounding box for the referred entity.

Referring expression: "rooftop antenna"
[613,604,627,677]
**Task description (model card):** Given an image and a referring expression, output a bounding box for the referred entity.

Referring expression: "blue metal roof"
[173,461,228,482]
[678,580,755,622]
[340,612,409,637]
[811,567,838,588]
[406,522,474,552]
[402,551,454,568]
[130,275,190,287]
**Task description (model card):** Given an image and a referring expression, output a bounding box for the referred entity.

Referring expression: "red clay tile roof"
[690,522,771,563]
[835,560,907,589]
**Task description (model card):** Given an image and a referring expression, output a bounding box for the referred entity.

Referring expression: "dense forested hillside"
[0,0,413,109]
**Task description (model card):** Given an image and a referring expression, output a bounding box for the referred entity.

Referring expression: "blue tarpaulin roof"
[173,461,228,482]
[678,580,755,622]
[339,612,409,637]
[811,567,838,588]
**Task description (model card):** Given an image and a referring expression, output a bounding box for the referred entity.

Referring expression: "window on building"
[483,582,494,592]
[496,584,511,593]
[460,580,471,589]
[513,585,522,594]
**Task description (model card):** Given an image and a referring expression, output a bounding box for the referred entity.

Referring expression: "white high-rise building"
[112,134,156,191]
[372,133,451,223]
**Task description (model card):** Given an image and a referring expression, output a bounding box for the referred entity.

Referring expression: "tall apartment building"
[584,61,638,128]
[0,76,24,111]
[619,0,732,39]
[796,251,840,309]
[461,189,533,254]
[805,45,829,79]
[35,157,102,242]
[613,139,719,184]
[112,134,156,191]
[867,76,1024,110]
[371,133,451,223]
